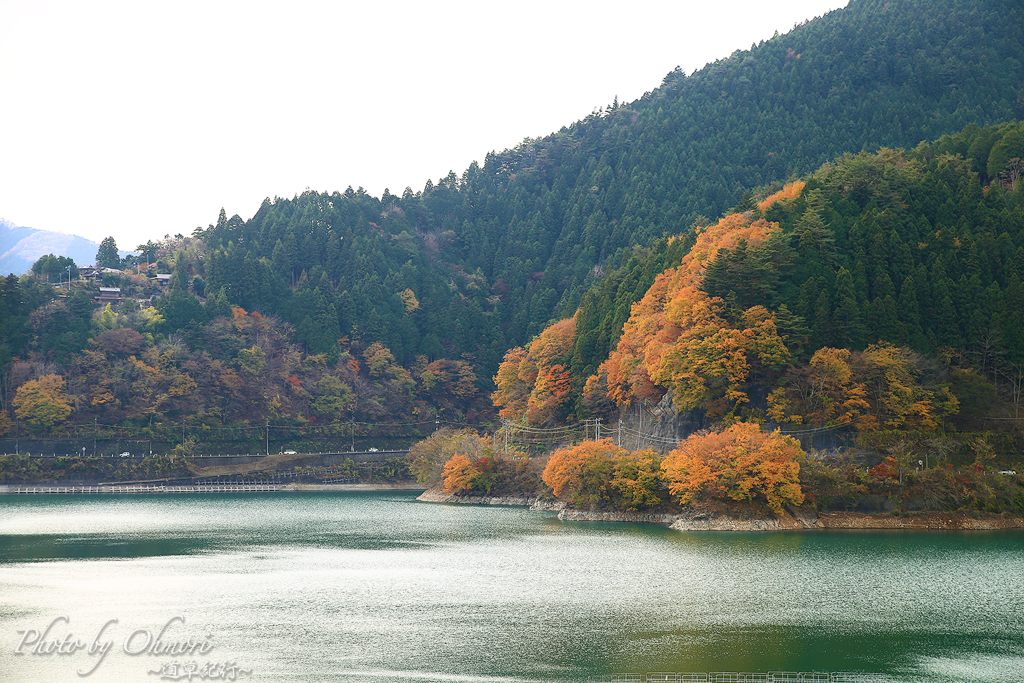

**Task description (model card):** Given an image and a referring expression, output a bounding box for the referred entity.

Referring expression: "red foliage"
[868,456,898,480]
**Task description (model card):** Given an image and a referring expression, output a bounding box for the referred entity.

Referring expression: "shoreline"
[416,489,565,510]
[416,490,1024,530]
[5,483,1021,530]
[668,508,1024,531]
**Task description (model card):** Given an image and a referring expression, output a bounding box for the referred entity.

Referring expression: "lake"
[1,491,1022,682]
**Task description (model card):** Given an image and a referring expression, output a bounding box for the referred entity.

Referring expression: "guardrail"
[5,450,408,459]
[11,484,286,494]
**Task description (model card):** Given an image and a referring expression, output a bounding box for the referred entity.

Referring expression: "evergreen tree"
[95,237,121,269]
[833,268,865,349]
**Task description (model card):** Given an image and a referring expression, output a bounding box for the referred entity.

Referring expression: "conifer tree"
[95,237,121,269]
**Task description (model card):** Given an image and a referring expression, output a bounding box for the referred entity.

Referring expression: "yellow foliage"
[408,428,489,488]
[853,342,958,430]
[609,449,664,511]
[13,375,73,432]
[769,347,871,428]
[399,288,420,315]
[492,347,530,419]
[169,373,198,397]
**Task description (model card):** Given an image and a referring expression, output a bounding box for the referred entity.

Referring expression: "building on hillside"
[95,287,125,305]
[80,266,123,283]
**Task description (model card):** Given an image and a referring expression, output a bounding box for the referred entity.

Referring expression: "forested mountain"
[2,0,1024,453]
[496,121,1024,439]
[184,0,1024,371]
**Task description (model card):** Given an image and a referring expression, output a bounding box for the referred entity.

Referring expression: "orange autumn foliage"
[662,422,805,513]
[442,452,478,494]
[757,181,806,212]
[441,451,501,495]
[542,439,623,500]
[492,347,531,419]
[542,439,665,510]
[492,315,576,425]
[600,214,788,412]
[526,363,571,425]
[652,297,789,412]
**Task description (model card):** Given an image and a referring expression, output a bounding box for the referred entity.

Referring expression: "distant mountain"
[0,218,102,276]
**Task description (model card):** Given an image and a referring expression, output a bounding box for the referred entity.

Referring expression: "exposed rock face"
[615,392,713,453]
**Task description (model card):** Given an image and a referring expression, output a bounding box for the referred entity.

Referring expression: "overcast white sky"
[0,0,847,251]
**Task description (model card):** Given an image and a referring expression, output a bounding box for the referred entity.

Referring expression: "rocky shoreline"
[416,490,1024,530]
[416,489,565,511]
[667,508,1024,531]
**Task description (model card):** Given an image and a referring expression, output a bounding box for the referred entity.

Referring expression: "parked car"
[283,450,297,455]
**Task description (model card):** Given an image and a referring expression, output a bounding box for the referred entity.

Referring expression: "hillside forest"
[1,0,1023,514]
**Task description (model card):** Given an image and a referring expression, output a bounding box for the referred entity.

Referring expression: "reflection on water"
[1,491,1022,682]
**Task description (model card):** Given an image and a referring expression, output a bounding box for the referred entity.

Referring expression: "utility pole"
[266,420,270,456]
[637,400,642,450]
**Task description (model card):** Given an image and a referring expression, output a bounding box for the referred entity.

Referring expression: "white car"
[120,452,131,457]
[283,450,297,455]
[367,448,379,452]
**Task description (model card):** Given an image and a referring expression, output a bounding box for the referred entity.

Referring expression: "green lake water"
[1,491,1021,682]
